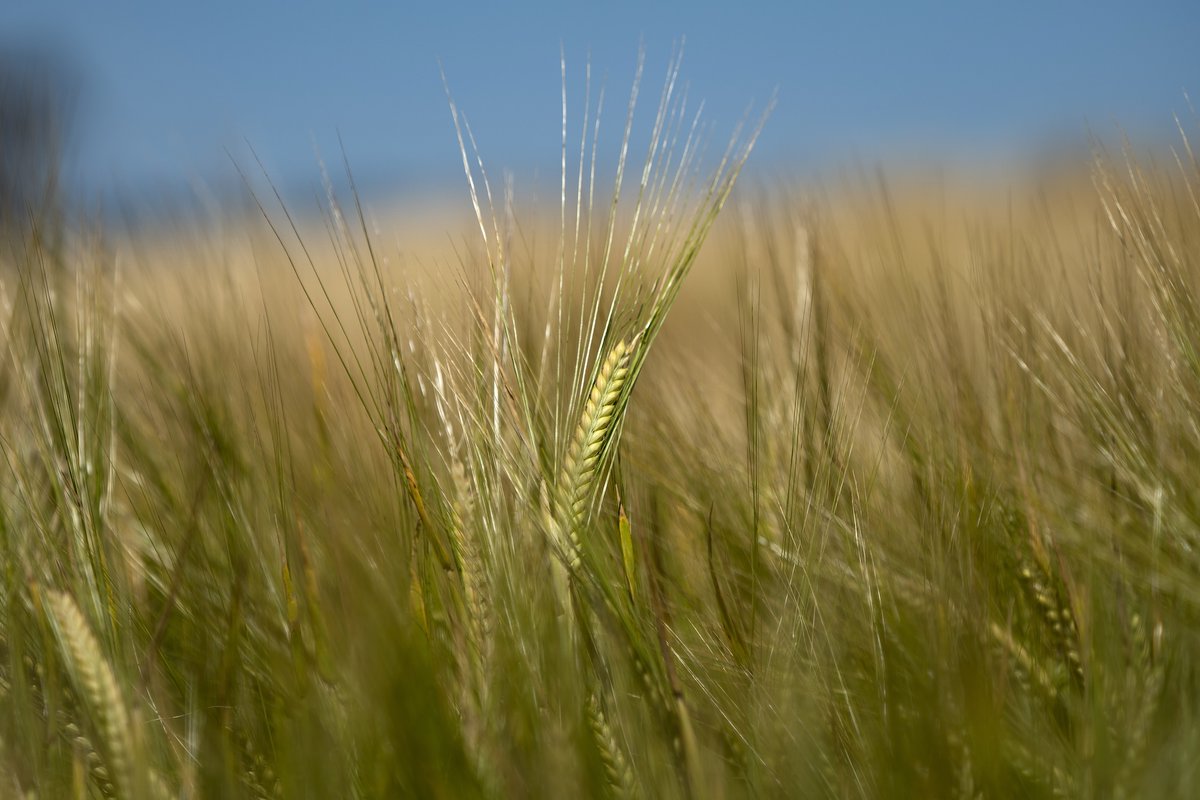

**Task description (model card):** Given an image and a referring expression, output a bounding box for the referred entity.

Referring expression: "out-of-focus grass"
[2,60,1199,798]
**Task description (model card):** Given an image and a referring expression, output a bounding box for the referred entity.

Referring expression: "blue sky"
[3,1,1198,201]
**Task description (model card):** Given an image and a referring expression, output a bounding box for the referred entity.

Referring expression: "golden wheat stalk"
[558,338,634,569]
[43,589,135,797]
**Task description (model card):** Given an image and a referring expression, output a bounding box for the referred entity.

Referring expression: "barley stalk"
[43,589,135,797]
[558,338,634,569]
[587,692,635,798]
[449,459,489,666]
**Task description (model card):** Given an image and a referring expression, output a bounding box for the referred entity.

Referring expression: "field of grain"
[2,67,1200,798]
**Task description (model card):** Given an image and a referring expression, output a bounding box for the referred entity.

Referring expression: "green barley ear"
[42,588,135,798]
[558,337,635,568]
[450,457,490,681]
[587,692,635,798]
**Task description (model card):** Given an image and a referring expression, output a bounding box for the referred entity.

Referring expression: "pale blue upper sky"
[3,1,1198,201]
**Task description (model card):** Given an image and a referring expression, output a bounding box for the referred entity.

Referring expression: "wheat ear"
[559,338,634,568]
[43,590,135,797]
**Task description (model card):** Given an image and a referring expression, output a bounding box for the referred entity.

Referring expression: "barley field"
[2,62,1200,799]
